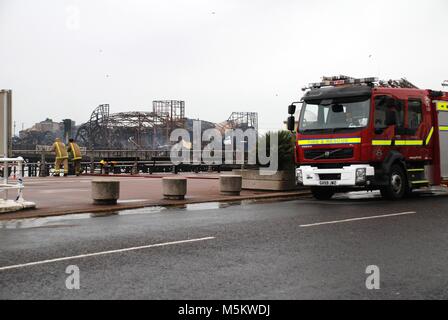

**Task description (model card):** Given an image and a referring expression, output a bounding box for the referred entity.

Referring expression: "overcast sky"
[1,0,447,133]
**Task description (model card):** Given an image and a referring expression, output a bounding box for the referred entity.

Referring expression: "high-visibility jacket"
[52,141,68,159]
[67,142,82,161]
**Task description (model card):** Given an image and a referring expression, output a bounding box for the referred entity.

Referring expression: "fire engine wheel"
[311,187,335,200]
[380,164,408,200]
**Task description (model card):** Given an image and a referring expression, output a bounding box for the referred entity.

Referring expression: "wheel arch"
[382,150,412,191]
[382,150,407,174]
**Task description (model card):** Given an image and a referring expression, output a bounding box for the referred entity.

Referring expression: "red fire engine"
[287,76,448,200]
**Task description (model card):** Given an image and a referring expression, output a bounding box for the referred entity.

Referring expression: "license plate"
[319,181,337,186]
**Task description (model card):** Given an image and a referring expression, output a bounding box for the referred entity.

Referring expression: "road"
[1,190,448,299]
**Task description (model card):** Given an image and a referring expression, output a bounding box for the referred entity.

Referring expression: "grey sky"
[1,0,447,133]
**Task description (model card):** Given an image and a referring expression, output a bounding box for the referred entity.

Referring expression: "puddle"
[338,191,381,200]
[185,202,231,211]
[90,212,119,218]
[329,187,448,202]
[117,199,148,204]
[0,213,91,229]
[119,206,166,215]
[0,197,305,230]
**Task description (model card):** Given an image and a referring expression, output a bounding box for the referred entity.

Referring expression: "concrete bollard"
[220,175,242,196]
[162,177,187,200]
[91,180,120,205]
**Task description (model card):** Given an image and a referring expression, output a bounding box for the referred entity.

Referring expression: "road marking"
[300,211,416,228]
[0,236,215,272]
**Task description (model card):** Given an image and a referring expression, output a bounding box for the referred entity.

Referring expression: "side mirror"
[287,116,295,131]
[288,104,296,115]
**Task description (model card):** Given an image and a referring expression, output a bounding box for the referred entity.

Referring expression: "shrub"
[257,130,295,171]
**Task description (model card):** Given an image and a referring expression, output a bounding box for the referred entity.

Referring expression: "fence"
[12,149,252,177]
[0,157,25,201]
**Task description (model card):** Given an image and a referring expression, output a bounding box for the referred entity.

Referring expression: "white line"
[300,211,416,228]
[0,237,215,272]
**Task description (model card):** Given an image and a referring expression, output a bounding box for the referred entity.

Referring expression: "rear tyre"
[380,164,407,200]
[311,187,335,200]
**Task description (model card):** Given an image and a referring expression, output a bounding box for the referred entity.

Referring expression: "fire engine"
[287,76,448,200]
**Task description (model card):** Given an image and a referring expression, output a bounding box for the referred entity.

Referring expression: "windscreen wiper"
[331,127,360,133]
[301,129,329,134]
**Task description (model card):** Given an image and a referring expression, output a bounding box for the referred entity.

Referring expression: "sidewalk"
[0,174,309,220]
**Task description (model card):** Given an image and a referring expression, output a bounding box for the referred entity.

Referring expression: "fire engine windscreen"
[298,97,370,134]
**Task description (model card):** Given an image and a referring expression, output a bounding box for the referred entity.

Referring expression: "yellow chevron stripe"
[426,127,434,145]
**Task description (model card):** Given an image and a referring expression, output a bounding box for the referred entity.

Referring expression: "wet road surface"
[1,190,448,299]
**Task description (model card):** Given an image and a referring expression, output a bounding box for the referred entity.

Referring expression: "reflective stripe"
[440,126,448,131]
[394,140,423,146]
[425,127,434,145]
[55,142,62,157]
[54,142,68,158]
[372,140,392,146]
[372,140,424,146]
[436,101,448,111]
[411,180,429,184]
[372,127,434,146]
[298,138,361,146]
[70,143,82,160]
[407,168,424,172]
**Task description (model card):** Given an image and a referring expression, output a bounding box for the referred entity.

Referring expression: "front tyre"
[380,164,407,200]
[311,187,335,200]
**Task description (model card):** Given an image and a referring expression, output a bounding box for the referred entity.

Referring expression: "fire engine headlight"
[356,168,366,183]
[296,169,303,184]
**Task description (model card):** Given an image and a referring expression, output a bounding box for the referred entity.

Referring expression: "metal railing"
[0,157,25,202]
[20,160,248,177]
[14,149,252,177]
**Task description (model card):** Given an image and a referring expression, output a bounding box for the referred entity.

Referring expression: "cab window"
[407,99,423,129]
[374,96,404,129]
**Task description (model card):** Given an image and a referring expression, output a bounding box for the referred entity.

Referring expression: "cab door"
[372,95,404,161]
[400,98,427,158]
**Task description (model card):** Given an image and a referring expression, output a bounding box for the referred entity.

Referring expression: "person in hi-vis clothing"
[67,138,83,176]
[52,138,69,177]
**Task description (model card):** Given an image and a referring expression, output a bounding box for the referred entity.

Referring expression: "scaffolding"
[75,101,187,150]
[226,112,258,132]
[152,100,186,149]
[76,104,111,149]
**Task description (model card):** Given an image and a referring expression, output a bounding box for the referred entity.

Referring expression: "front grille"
[304,148,354,160]
[318,173,341,181]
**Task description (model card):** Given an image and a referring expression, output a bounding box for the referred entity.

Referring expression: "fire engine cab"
[287,76,448,200]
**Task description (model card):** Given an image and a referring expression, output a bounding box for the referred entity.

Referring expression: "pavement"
[0,174,308,220]
[1,188,448,299]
